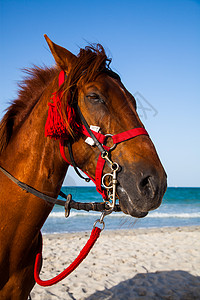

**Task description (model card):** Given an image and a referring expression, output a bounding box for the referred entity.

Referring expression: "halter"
[54,70,149,223]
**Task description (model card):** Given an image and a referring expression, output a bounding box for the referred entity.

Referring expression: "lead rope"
[34,158,117,287]
[34,225,102,286]
[34,154,118,287]
[34,128,119,285]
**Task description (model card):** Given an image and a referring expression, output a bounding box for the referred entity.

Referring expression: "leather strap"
[0,165,120,213]
[67,142,90,182]
[0,165,65,206]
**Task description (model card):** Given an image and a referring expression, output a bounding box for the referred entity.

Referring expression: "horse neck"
[0,75,69,236]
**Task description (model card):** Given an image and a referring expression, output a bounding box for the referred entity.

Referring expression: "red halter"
[47,71,149,199]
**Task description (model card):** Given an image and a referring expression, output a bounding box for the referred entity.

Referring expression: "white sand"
[31,226,200,300]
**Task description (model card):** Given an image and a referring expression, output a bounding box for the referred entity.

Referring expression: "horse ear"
[44,34,77,74]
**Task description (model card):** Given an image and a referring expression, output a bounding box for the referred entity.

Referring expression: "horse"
[0,35,167,299]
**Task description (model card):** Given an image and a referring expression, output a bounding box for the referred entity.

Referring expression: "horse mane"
[0,66,59,154]
[0,43,119,154]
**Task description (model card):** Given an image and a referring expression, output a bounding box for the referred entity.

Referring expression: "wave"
[148,212,200,218]
[49,211,100,218]
[49,211,200,219]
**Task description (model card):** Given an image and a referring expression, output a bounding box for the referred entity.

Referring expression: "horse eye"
[86,93,104,104]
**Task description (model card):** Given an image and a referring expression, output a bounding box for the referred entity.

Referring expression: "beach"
[31,226,200,300]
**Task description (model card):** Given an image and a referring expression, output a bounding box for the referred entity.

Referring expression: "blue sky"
[0,0,199,187]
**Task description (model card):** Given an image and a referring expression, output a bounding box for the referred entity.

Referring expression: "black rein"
[0,165,121,217]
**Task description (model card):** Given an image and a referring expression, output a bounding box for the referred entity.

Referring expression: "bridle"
[56,70,149,224]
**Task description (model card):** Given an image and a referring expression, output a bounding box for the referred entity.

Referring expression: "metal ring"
[102,173,113,189]
[111,162,119,171]
[104,134,116,151]
[93,219,105,230]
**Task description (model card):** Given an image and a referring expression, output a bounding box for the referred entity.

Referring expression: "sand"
[30,226,200,300]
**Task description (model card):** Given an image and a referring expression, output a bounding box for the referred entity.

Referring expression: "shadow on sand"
[85,270,200,300]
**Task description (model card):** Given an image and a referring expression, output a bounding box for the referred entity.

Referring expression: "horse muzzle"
[117,166,167,218]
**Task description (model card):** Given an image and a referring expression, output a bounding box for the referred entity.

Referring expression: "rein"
[0,70,149,287]
[0,166,121,215]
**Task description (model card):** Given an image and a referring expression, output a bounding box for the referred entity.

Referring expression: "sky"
[0,0,200,187]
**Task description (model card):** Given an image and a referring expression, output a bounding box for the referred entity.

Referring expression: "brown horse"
[0,35,167,299]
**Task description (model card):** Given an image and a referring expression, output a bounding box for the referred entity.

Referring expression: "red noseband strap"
[82,126,148,147]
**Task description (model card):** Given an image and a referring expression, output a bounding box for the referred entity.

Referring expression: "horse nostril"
[140,176,150,188]
[139,175,156,199]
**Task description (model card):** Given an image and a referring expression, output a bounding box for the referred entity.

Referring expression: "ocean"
[42,187,200,234]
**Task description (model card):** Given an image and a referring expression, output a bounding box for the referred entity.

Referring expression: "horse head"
[45,35,167,218]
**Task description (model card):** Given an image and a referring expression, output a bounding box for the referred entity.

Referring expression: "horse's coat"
[0,35,167,299]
